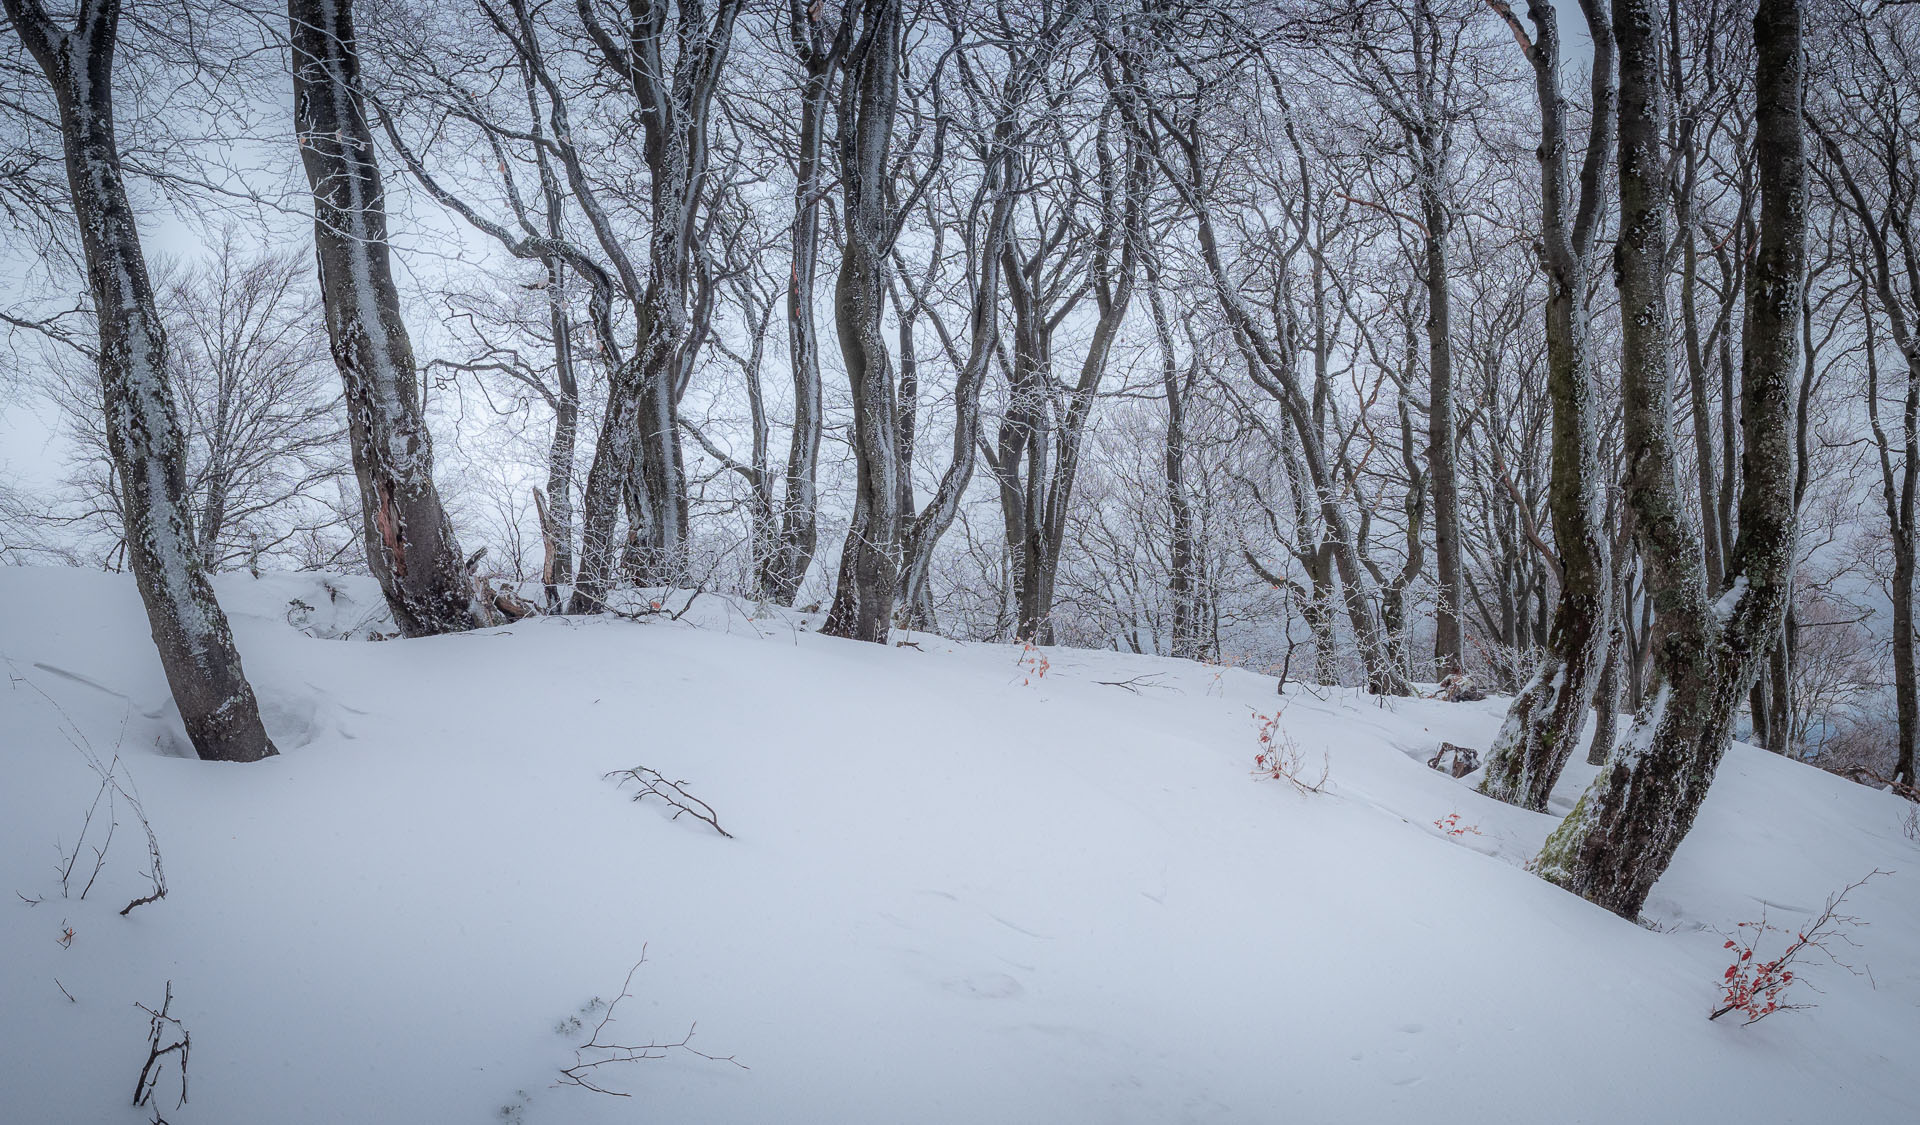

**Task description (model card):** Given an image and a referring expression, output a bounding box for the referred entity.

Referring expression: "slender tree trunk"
[5,0,275,761]
[763,12,840,604]
[1407,0,1463,680]
[542,258,578,614]
[1148,284,1201,659]
[1423,199,1463,678]
[897,139,1019,626]
[290,0,486,637]
[1481,0,1616,811]
[1539,0,1804,919]
[1895,546,1919,784]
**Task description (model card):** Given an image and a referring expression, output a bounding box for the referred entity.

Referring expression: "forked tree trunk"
[290,0,486,637]
[5,0,275,761]
[1479,0,1616,811]
[1538,0,1804,919]
[570,0,741,608]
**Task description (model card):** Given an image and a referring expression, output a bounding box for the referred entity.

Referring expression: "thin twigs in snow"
[132,980,189,1111]
[557,946,746,1096]
[605,767,733,838]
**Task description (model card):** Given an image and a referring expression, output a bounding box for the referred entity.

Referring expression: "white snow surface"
[2,566,1915,1124]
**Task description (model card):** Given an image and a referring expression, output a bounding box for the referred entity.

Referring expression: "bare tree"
[289,0,489,636]
[1115,2,1413,695]
[570,0,744,599]
[821,0,909,642]
[1809,1,1920,788]
[2,0,275,762]
[32,235,348,570]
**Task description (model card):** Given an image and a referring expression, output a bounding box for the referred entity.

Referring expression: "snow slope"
[1,566,1914,1124]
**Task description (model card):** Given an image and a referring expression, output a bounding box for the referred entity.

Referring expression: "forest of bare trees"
[3,0,1916,915]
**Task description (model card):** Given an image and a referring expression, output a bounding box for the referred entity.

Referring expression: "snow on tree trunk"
[1538,0,1804,919]
[1480,0,1616,811]
[289,0,487,638]
[5,0,275,762]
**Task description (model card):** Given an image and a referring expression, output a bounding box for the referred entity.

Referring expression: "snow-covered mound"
[1,566,1914,1123]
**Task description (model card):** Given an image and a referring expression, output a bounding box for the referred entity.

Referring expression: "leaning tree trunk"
[822,0,906,643]
[1538,0,1804,919]
[5,0,275,761]
[290,0,485,637]
[1479,0,1616,811]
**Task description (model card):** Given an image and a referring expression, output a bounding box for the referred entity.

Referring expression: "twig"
[133,981,189,1111]
[669,587,704,621]
[604,767,734,839]
[557,947,747,1096]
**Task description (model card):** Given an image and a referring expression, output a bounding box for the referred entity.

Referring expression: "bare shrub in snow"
[1710,872,1884,1024]
[1252,710,1328,794]
[17,677,167,914]
[132,980,189,1115]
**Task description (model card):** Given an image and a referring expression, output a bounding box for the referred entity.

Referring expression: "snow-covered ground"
[1,566,1914,1124]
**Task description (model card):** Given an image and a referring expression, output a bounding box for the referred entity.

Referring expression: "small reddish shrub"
[1709,871,1882,1025]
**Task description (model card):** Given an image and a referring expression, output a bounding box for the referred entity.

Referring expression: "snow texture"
[2,565,1916,1123]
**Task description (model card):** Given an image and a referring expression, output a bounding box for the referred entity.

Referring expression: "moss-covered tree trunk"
[1538,0,1805,919]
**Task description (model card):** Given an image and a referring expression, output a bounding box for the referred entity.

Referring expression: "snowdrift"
[1,566,1914,1123]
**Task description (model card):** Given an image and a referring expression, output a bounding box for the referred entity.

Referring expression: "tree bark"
[290,0,486,637]
[1538,0,1804,919]
[760,4,844,605]
[6,0,275,761]
[1479,0,1616,811]
[821,0,906,643]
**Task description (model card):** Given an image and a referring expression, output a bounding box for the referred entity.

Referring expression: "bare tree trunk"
[761,5,844,605]
[1479,0,1616,811]
[541,257,578,614]
[822,0,906,643]
[1420,185,1462,680]
[290,0,486,637]
[6,0,275,761]
[1146,282,1203,659]
[1539,0,1804,919]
